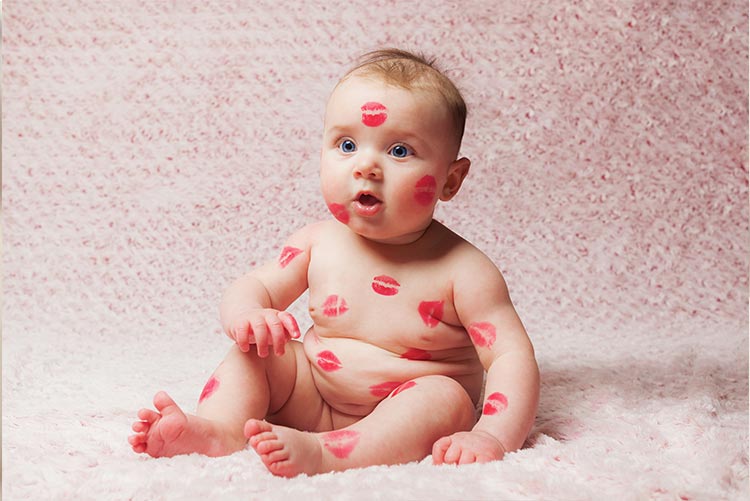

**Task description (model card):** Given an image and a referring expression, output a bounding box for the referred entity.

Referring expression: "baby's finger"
[431,436,451,465]
[278,312,301,339]
[234,324,251,352]
[250,320,270,358]
[265,311,287,356]
[442,440,462,465]
[458,450,477,465]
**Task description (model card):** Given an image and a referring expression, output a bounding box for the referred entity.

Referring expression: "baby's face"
[320,75,461,244]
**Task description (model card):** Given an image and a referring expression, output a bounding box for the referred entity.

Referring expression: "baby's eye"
[389,144,413,158]
[339,139,357,153]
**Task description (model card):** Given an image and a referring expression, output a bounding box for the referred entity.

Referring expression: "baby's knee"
[414,375,475,427]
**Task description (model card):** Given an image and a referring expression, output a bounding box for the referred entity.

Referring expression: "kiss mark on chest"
[418,300,444,327]
[371,275,400,296]
[322,295,349,317]
[316,350,343,372]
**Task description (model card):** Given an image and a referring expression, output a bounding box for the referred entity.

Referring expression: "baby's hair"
[341,48,467,151]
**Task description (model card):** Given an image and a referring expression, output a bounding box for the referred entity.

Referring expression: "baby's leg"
[129,343,301,458]
[244,375,476,477]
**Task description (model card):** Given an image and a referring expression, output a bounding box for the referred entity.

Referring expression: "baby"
[129,48,540,477]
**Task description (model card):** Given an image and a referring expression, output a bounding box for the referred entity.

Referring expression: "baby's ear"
[440,157,471,201]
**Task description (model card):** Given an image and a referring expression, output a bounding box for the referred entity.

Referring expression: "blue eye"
[389,144,412,158]
[339,139,357,153]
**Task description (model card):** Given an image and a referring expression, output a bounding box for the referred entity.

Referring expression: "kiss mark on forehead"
[372,275,400,296]
[198,376,220,404]
[468,321,497,348]
[316,350,343,372]
[361,101,387,127]
[414,175,437,206]
[328,203,350,224]
[322,295,349,317]
[322,430,360,459]
[278,246,302,268]
[482,392,508,415]
[418,300,444,327]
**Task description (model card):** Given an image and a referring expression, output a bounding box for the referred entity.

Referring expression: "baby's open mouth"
[357,193,381,206]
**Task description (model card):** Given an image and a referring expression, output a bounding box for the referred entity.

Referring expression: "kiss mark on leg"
[418,300,444,327]
[322,429,360,459]
[414,175,437,206]
[278,246,302,268]
[368,381,403,398]
[360,102,387,127]
[372,275,400,296]
[482,392,508,415]
[328,203,350,224]
[316,350,343,372]
[401,348,432,361]
[390,381,417,397]
[468,321,497,348]
[198,376,220,404]
[322,295,349,317]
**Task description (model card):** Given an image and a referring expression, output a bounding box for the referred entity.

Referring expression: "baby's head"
[320,49,471,244]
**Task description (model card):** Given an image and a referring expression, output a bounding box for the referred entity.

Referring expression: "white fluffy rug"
[3,1,748,499]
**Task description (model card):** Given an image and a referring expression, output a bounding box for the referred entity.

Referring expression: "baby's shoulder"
[284,220,339,248]
[432,223,504,279]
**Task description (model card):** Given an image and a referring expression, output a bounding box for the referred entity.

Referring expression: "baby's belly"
[302,329,484,416]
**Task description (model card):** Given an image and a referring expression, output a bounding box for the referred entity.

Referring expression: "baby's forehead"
[327,75,445,114]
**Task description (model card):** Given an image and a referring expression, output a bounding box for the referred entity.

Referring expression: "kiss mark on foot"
[468,321,497,348]
[368,381,403,398]
[316,350,343,372]
[482,392,508,415]
[328,203,350,224]
[390,381,417,397]
[361,102,387,127]
[278,246,303,268]
[322,430,360,459]
[198,376,220,403]
[414,175,437,206]
[418,300,444,327]
[322,295,349,317]
[401,348,432,361]
[372,275,400,296]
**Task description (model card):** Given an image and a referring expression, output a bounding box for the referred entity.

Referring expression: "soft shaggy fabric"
[2,1,748,499]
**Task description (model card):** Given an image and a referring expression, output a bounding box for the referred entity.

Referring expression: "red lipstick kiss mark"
[414,175,437,206]
[401,348,432,361]
[322,295,349,317]
[390,381,417,397]
[418,300,444,327]
[482,392,508,415]
[468,321,497,348]
[322,429,360,459]
[368,381,403,398]
[372,275,400,296]
[361,101,387,127]
[316,350,343,372]
[198,376,220,403]
[328,203,350,224]
[278,246,302,268]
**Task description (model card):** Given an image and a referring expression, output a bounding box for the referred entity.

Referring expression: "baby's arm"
[220,224,316,357]
[433,252,539,464]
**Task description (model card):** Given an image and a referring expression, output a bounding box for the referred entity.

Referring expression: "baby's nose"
[353,156,382,179]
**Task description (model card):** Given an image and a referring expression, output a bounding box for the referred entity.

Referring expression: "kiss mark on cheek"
[390,381,417,397]
[278,246,302,268]
[328,203,350,224]
[322,430,360,459]
[468,321,497,348]
[401,348,432,361]
[418,300,444,327]
[372,275,400,296]
[198,376,220,403]
[482,392,508,415]
[368,381,403,397]
[360,101,387,127]
[316,350,343,372]
[322,295,349,317]
[414,175,437,206]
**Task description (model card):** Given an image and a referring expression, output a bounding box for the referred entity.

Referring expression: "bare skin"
[129,72,540,475]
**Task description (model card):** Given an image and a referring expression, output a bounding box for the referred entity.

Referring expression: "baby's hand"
[432,430,506,465]
[224,309,301,357]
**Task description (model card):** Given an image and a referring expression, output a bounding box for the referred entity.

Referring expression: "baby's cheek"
[413,175,437,206]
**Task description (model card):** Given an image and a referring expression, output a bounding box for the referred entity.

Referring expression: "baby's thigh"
[265,341,332,432]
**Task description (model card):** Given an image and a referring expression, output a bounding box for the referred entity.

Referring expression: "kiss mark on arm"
[322,295,349,317]
[198,376,220,404]
[372,275,400,296]
[482,392,508,415]
[468,321,497,348]
[278,246,303,268]
[360,102,387,127]
[322,429,360,459]
[316,350,343,372]
[418,300,444,327]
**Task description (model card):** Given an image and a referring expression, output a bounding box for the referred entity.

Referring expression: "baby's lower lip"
[352,199,382,217]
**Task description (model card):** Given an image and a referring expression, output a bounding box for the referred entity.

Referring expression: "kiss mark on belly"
[468,321,497,348]
[401,348,432,361]
[316,350,343,372]
[322,295,349,317]
[368,381,403,397]
[390,381,417,397]
[414,175,437,206]
[328,203,350,224]
[278,246,302,268]
[482,392,508,415]
[198,376,220,403]
[322,429,360,459]
[418,300,444,327]
[371,275,400,296]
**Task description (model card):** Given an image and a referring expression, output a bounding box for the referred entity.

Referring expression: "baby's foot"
[129,391,241,457]
[244,419,324,477]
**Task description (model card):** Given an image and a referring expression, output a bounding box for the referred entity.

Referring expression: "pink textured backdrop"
[2,1,748,499]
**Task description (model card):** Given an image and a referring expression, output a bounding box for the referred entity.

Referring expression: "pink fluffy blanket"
[2,1,748,499]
